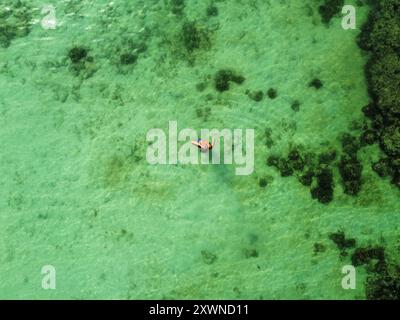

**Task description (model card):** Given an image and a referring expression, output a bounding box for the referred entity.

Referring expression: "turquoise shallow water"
[0,0,399,299]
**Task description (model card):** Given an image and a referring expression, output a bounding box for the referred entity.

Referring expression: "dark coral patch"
[170,0,185,15]
[352,245,400,300]
[201,250,217,265]
[318,0,345,24]
[313,243,327,254]
[360,128,378,146]
[266,155,280,168]
[206,5,218,17]
[181,21,211,58]
[291,100,301,112]
[309,78,323,89]
[339,154,363,196]
[247,90,264,102]
[68,46,96,78]
[264,128,274,148]
[380,126,400,157]
[372,158,392,177]
[278,158,294,177]
[329,231,356,252]
[120,53,138,65]
[182,21,202,53]
[214,70,245,92]
[288,149,305,171]
[366,268,400,300]
[357,0,400,189]
[311,167,334,204]
[68,46,88,64]
[318,149,337,165]
[351,246,385,268]
[299,170,314,186]
[258,177,268,188]
[267,88,278,99]
[338,133,363,195]
[341,133,360,157]
[0,1,31,48]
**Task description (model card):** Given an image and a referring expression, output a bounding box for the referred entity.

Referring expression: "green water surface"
[0,0,399,299]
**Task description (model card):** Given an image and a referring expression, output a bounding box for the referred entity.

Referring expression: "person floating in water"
[191,138,214,152]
